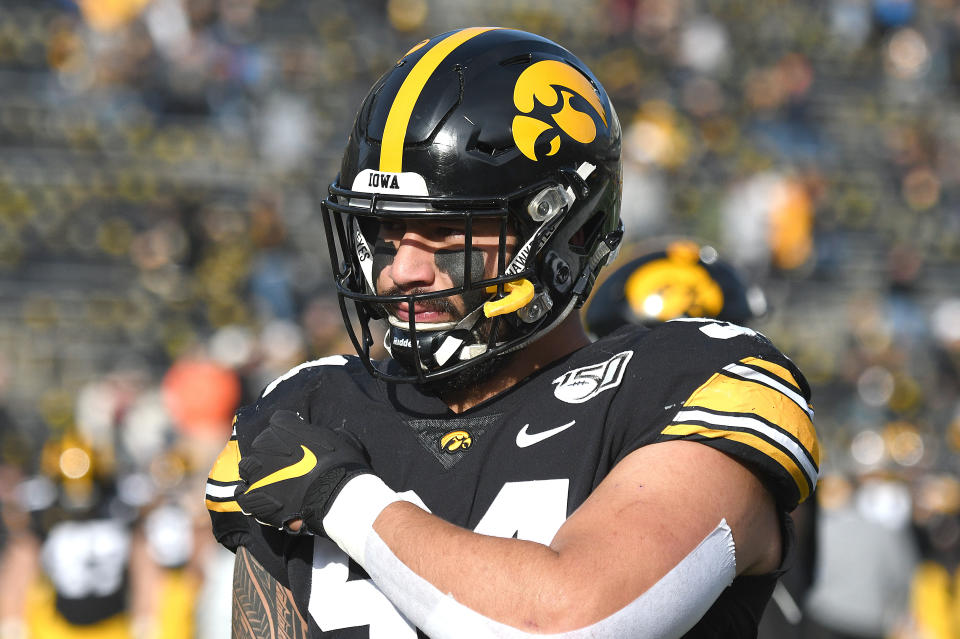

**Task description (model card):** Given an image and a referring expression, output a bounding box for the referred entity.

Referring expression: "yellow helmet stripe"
[380,27,499,172]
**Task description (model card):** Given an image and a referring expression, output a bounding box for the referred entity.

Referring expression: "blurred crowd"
[1,0,960,637]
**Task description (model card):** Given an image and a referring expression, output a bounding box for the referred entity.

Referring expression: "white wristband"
[322,473,401,565]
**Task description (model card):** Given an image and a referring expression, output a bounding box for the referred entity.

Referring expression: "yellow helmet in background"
[586,240,767,337]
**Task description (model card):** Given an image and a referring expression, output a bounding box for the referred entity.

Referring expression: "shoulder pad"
[259,354,353,400]
[652,320,819,510]
[206,354,361,545]
[206,417,247,550]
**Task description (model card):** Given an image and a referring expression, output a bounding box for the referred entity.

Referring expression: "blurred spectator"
[804,474,920,639]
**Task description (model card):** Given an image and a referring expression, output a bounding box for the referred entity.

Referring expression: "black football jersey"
[207,320,819,638]
[28,482,133,627]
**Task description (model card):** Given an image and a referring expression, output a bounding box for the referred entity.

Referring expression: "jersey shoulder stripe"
[659,355,819,510]
[672,405,818,473]
[722,359,814,420]
[206,418,242,513]
[738,357,805,394]
[664,409,816,500]
[684,368,819,462]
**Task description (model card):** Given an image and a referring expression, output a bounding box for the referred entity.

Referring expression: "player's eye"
[437,226,466,240]
[379,220,405,238]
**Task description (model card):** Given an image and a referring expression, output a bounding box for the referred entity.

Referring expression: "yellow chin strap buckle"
[483,279,535,318]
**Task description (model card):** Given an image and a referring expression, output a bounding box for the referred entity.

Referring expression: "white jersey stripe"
[205,481,239,500]
[674,408,819,487]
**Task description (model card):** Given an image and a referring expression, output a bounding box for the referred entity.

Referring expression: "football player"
[0,435,202,639]
[206,28,820,638]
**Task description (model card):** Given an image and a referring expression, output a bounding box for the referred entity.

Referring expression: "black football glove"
[234,409,370,535]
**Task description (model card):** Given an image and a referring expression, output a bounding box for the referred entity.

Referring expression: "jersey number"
[308,479,569,636]
[42,519,130,599]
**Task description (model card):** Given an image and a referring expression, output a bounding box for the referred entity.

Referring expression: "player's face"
[373,218,518,324]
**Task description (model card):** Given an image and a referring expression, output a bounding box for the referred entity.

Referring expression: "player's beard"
[419,312,518,396]
[419,347,514,396]
[378,287,519,393]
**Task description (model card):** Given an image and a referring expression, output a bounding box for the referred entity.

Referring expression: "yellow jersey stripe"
[662,422,810,502]
[685,373,820,466]
[380,27,498,172]
[206,480,239,498]
[208,439,241,483]
[722,363,814,420]
[206,499,242,513]
[739,357,801,392]
[670,408,818,490]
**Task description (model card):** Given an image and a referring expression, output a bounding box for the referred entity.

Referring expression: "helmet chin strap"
[383,304,488,370]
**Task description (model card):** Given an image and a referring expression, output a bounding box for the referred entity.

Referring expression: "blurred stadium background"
[1,0,959,638]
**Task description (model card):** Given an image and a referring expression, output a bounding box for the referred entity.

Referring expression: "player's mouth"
[392,302,452,324]
[378,286,465,328]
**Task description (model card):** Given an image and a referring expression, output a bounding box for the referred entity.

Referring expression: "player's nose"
[389,231,437,290]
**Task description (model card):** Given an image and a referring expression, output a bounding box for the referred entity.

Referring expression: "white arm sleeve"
[323,475,737,638]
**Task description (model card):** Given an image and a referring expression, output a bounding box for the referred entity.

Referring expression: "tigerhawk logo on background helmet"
[625,244,726,321]
[512,60,608,161]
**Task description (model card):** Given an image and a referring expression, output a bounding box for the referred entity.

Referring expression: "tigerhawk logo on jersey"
[552,350,633,403]
[439,430,472,452]
[512,59,608,161]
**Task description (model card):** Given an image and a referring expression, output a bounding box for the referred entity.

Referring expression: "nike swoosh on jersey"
[245,445,318,492]
[516,421,576,448]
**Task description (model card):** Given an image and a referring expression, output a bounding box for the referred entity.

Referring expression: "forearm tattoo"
[232,545,309,639]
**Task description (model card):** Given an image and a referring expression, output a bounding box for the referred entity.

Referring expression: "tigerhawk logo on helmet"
[321,27,624,384]
[512,59,609,161]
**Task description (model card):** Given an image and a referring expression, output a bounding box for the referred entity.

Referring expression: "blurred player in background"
[0,432,203,639]
[585,239,767,335]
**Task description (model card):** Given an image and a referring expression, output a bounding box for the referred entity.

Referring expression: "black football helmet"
[585,240,767,338]
[321,28,623,383]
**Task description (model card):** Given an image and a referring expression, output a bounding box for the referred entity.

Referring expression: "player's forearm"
[373,501,582,631]
[320,449,749,636]
[231,546,309,639]
[359,500,737,639]
[0,533,38,623]
[323,475,624,633]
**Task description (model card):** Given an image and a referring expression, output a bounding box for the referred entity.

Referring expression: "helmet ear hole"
[356,217,380,245]
[569,210,606,254]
